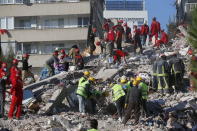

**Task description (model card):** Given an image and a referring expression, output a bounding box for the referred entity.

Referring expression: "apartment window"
[0,0,14,4]
[78,17,89,27]
[0,17,14,29]
[58,18,64,28]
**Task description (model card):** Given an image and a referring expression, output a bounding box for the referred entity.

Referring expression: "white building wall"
[104,10,148,27]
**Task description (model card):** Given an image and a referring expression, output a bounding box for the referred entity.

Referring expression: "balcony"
[1,27,88,42]
[0,1,90,17]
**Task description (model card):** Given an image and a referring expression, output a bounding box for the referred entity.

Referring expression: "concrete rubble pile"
[0,26,197,131]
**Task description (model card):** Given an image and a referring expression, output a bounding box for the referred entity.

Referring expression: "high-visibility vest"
[112,84,125,102]
[139,82,148,100]
[157,65,168,77]
[125,81,132,90]
[76,77,89,98]
[87,129,98,131]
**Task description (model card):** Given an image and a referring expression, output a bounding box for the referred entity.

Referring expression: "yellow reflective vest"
[76,77,89,98]
[139,82,148,100]
[112,84,125,102]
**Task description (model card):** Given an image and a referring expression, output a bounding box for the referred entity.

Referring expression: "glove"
[124,104,128,109]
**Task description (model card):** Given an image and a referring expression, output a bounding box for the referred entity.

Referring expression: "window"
[0,17,14,29]
[58,18,64,28]
[78,17,82,27]
[78,17,89,27]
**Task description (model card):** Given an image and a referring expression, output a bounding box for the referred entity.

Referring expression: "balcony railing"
[0,0,80,4]
[13,25,88,30]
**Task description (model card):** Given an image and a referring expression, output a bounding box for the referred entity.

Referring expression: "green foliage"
[167,16,178,40]
[188,7,197,91]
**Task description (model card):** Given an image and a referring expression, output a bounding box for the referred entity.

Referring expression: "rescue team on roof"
[0,17,185,131]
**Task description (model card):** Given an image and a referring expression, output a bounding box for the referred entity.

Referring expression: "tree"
[167,16,178,40]
[188,7,197,91]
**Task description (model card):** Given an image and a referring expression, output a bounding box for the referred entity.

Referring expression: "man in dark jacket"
[122,80,141,125]
[89,28,97,56]
[152,58,159,90]
[169,52,185,92]
[157,54,170,94]
[45,51,59,77]
[22,54,35,82]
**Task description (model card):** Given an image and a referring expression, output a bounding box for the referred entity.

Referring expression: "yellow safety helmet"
[120,79,127,84]
[84,71,90,77]
[130,77,135,81]
[133,80,138,86]
[136,76,142,81]
[88,77,95,82]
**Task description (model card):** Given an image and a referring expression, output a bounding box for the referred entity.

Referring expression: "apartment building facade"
[176,0,197,23]
[104,0,148,28]
[0,0,104,61]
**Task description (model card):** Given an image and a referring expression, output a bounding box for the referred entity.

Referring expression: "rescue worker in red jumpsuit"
[0,62,7,118]
[141,21,149,46]
[133,25,143,54]
[114,20,124,50]
[113,49,127,64]
[155,29,168,47]
[8,59,23,119]
[150,17,160,44]
[123,22,131,43]
[106,28,115,55]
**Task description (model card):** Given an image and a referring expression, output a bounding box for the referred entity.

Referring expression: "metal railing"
[13,25,88,30]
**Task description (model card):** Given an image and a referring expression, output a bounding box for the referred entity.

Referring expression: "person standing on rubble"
[58,49,69,72]
[120,76,131,94]
[74,49,84,70]
[122,80,141,125]
[0,62,8,118]
[133,25,143,54]
[152,57,159,90]
[45,50,59,77]
[8,59,23,119]
[169,52,185,92]
[76,71,95,115]
[114,20,124,50]
[69,45,79,59]
[150,17,160,44]
[136,76,149,117]
[22,54,35,83]
[156,54,170,94]
[123,22,131,43]
[111,81,126,122]
[141,21,149,46]
[89,28,97,56]
[106,27,115,56]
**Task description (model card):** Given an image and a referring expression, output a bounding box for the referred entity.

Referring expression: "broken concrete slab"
[95,67,120,81]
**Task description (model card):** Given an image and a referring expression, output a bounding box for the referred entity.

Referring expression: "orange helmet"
[13,59,19,65]
[23,53,29,58]
[1,62,7,68]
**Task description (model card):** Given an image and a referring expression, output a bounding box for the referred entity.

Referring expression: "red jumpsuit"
[113,50,126,63]
[107,29,115,41]
[150,21,159,42]
[155,31,168,47]
[8,66,23,119]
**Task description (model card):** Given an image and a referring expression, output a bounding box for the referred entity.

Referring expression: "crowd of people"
[0,16,186,131]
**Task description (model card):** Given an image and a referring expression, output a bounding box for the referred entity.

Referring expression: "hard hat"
[53,51,59,56]
[13,59,19,65]
[23,53,29,58]
[1,62,7,68]
[144,20,147,25]
[136,76,142,81]
[60,49,65,54]
[88,77,95,82]
[55,47,59,51]
[84,71,90,77]
[120,79,127,84]
[133,80,138,86]
[130,77,135,81]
